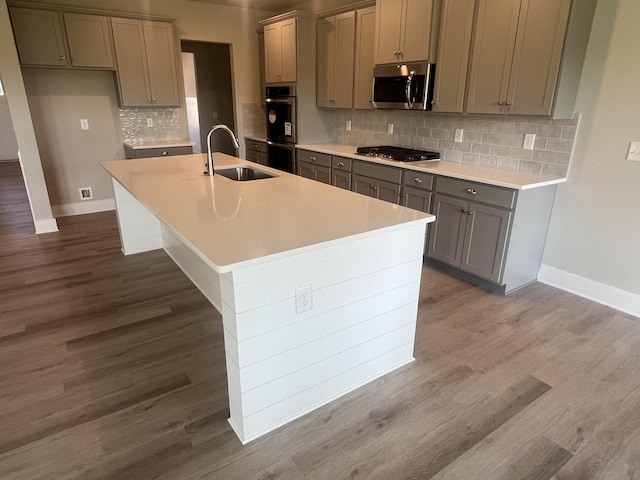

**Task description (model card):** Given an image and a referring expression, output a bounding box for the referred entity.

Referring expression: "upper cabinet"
[353,6,376,110]
[374,0,434,65]
[466,0,572,115]
[432,0,475,113]
[9,7,114,69]
[111,18,180,107]
[264,18,297,84]
[317,12,356,109]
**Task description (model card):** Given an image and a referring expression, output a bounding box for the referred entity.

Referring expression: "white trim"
[538,264,640,319]
[52,199,116,217]
[34,218,58,233]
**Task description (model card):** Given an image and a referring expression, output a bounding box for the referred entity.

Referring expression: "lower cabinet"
[299,162,331,184]
[124,144,193,159]
[331,156,352,190]
[428,193,511,283]
[351,160,402,204]
[245,139,268,166]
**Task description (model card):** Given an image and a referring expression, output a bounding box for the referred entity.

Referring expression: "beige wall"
[542,0,640,296]
[0,95,19,161]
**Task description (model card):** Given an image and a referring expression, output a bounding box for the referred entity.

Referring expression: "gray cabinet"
[297,149,332,184]
[331,156,352,190]
[124,144,192,159]
[111,18,180,107]
[351,160,402,204]
[402,170,434,212]
[245,139,268,166]
[10,7,114,69]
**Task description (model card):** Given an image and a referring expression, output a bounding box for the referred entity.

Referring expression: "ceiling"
[188,0,311,13]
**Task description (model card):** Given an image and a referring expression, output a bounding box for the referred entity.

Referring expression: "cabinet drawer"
[435,177,516,209]
[352,160,403,183]
[245,140,267,153]
[125,145,193,159]
[403,170,435,190]
[332,156,352,171]
[296,149,332,167]
[246,150,268,166]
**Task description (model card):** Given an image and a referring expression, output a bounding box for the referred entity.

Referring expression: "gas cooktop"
[356,145,440,162]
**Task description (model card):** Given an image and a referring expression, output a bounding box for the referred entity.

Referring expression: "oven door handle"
[406,70,415,109]
[266,140,294,149]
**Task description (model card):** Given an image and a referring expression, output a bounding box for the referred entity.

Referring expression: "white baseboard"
[52,199,116,217]
[538,264,640,319]
[34,218,59,234]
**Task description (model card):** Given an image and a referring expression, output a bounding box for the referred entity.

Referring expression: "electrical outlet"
[454,129,464,143]
[79,187,93,201]
[80,119,89,130]
[146,118,154,128]
[627,141,640,161]
[295,284,312,313]
[387,123,394,135]
[523,133,536,150]
[346,120,352,131]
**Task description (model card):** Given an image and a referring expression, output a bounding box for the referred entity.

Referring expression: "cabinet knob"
[465,188,477,195]
[254,144,259,148]
[506,101,511,106]
[499,101,504,106]
[412,177,423,183]
[152,98,157,103]
[309,156,316,161]
[161,151,169,156]
[337,161,345,167]
[72,56,76,61]
[461,208,473,215]
[60,55,66,60]
[148,98,152,103]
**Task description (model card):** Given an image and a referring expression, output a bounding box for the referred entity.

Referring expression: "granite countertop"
[124,139,195,149]
[102,153,434,272]
[297,143,567,191]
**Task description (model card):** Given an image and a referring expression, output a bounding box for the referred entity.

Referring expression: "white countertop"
[124,139,195,149]
[245,135,267,143]
[297,144,567,190]
[102,153,434,272]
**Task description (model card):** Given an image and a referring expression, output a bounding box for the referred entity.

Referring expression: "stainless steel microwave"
[372,62,436,111]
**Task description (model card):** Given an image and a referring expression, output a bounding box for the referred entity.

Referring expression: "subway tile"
[502,134,524,147]
[475,122,495,133]
[482,133,503,145]
[519,160,542,174]
[440,119,458,129]
[411,117,426,128]
[562,125,577,139]
[424,117,441,128]
[493,122,515,134]
[534,137,548,150]
[532,150,558,163]
[417,127,432,137]
[541,163,569,177]
[556,152,572,165]
[546,138,574,153]
[514,123,538,135]
[461,153,479,164]
[457,120,476,131]
[454,142,472,153]
[498,157,519,171]
[444,150,462,161]
[537,124,563,138]
[432,128,452,140]
[439,139,455,150]
[478,155,499,168]
[471,143,491,155]
[423,138,439,149]
[527,116,551,124]
[402,126,417,137]
[490,145,511,157]
[463,131,483,143]
[510,147,533,160]
[551,117,578,126]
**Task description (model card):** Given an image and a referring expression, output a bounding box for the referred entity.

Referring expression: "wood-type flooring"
[2,160,640,479]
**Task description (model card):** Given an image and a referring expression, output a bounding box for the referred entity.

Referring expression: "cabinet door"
[400,0,433,63]
[466,0,521,114]
[352,173,376,198]
[316,16,335,108]
[10,8,68,67]
[461,203,512,283]
[64,13,114,69]
[247,150,268,166]
[354,6,376,109]
[298,161,315,180]
[315,165,332,185]
[333,12,356,108]
[264,23,282,83]
[427,194,467,267]
[432,0,475,113]
[506,0,571,115]
[143,21,180,107]
[332,170,351,190]
[279,19,297,83]
[111,18,152,106]
[403,185,432,212]
[375,179,401,204]
[374,0,403,65]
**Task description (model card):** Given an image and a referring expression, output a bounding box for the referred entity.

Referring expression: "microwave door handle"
[406,71,415,108]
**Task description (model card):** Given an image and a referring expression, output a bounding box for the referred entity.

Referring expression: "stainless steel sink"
[215,165,277,181]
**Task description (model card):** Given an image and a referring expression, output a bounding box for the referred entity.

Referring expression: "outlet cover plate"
[627,141,640,161]
[80,119,89,130]
[387,123,394,135]
[454,129,464,143]
[523,134,536,150]
[295,284,312,313]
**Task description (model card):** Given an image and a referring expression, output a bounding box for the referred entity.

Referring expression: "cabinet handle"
[402,193,409,206]
[309,156,316,161]
[412,177,423,183]
[161,151,169,156]
[337,161,345,167]
[461,208,473,215]
[465,188,477,195]
[393,50,398,56]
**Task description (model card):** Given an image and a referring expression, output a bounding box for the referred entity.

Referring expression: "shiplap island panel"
[102,153,434,444]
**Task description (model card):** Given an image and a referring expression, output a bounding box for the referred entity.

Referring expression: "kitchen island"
[102,153,434,444]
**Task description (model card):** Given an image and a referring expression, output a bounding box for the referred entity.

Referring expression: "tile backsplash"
[334,110,577,177]
[242,103,266,138]
[119,108,182,142]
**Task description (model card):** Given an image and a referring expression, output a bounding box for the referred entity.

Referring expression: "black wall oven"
[265,86,296,173]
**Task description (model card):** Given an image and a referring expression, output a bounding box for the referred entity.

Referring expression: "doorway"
[181,41,236,156]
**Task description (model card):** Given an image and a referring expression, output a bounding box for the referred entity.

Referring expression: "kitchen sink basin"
[215,165,277,181]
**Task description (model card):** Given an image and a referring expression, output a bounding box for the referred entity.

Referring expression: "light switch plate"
[146,118,154,128]
[627,141,640,161]
[80,119,89,130]
[523,134,536,150]
[387,123,394,135]
[346,120,352,131]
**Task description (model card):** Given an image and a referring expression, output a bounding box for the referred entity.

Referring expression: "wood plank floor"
[2,160,640,479]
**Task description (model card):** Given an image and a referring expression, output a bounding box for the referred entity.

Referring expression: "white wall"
[0,95,19,161]
[540,0,640,314]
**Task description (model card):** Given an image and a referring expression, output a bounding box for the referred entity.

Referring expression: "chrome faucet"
[205,124,240,176]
